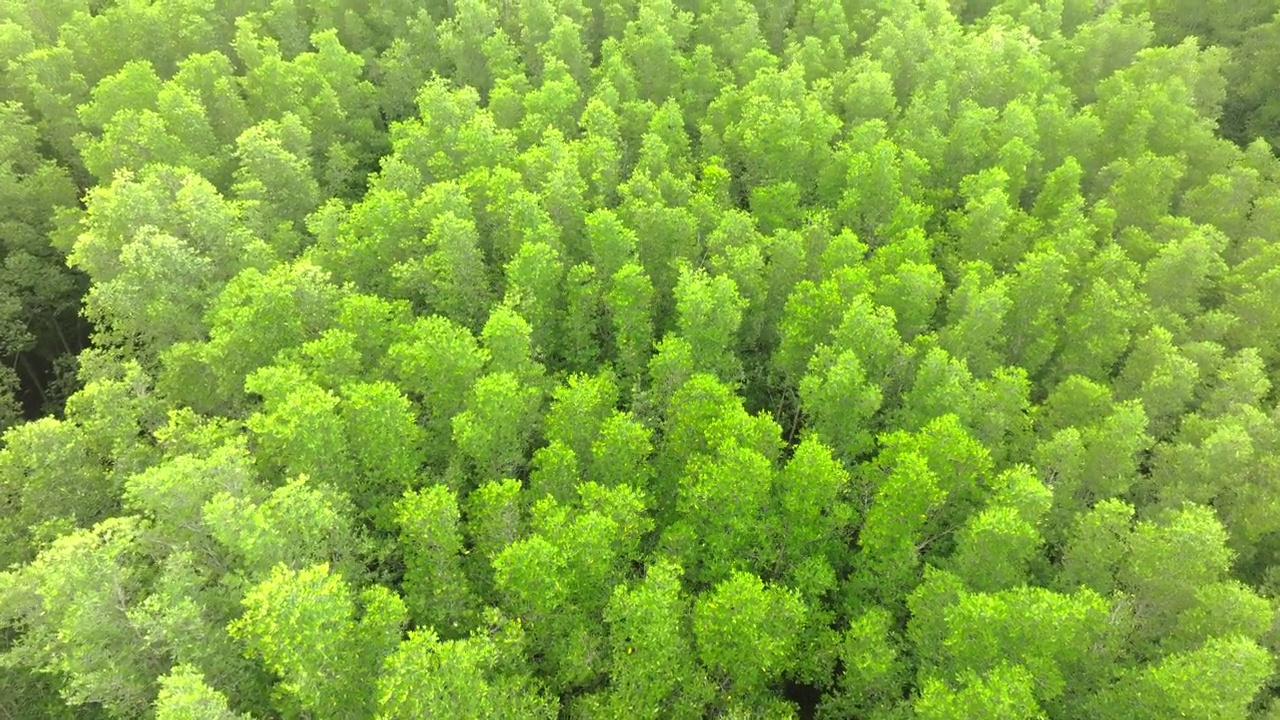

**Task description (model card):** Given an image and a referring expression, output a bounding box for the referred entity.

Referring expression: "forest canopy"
[3,0,1280,718]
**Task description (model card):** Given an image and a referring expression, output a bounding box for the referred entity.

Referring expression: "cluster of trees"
[2,0,1280,717]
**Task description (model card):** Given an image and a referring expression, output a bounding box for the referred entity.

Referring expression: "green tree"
[193,260,342,410]
[672,265,747,385]
[153,665,249,720]
[504,240,566,362]
[939,261,1011,378]
[914,664,1045,720]
[452,372,543,483]
[818,606,908,719]
[377,623,557,719]
[1091,636,1272,720]
[394,485,476,636]
[770,437,855,578]
[1055,499,1134,596]
[231,562,406,718]
[799,347,883,463]
[387,314,488,468]
[72,166,270,353]
[0,517,167,717]
[693,570,806,708]
[339,381,426,527]
[203,475,358,580]
[602,560,711,717]
[465,478,526,578]
[606,262,655,388]
[232,114,320,258]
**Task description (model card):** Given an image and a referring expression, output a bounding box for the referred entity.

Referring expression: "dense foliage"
[3,0,1280,717]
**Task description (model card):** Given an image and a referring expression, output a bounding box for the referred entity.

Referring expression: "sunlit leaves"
[5,2,1280,718]
[231,563,405,718]
[693,571,806,704]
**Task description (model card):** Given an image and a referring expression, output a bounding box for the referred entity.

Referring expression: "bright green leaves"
[1139,222,1228,328]
[693,571,806,707]
[1056,499,1135,596]
[464,478,525,580]
[947,499,1044,593]
[589,410,655,491]
[394,486,475,634]
[204,476,356,579]
[772,437,855,577]
[532,371,638,501]
[619,0,692,105]
[1163,580,1272,656]
[232,114,320,257]
[490,485,651,693]
[854,415,994,605]
[910,576,1115,716]
[1144,404,1280,576]
[378,630,494,719]
[6,2,1280,718]
[1003,250,1071,378]
[675,438,776,586]
[0,417,113,568]
[819,607,908,718]
[123,440,257,551]
[231,563,406,719]
[1114,326,1199,439]
[799,348,883,463]
[914,664,1044,720]
[708,61,840,201]
[72,166,267,351]
[939,261,1012,378]
[387,314,488,465]
[949,168,1024,272]
[418,211,495,331]
[386,79,515,187]
[196,260,343,408]
[339,381,426,525]
[0,359,161,568]
[377,624,556,720]
[233,25,383,197]
[245,374,352,490]
[655,372,784,544]
[871,253,945,344]
[1034,376,1151,541]
[481,303,544,381]
[1061,500,1272,662]
[672,264,747,385]
[84,228,215,348]
[545,371,620,463]
[529,440,581,505]
[856,448,946,604]
[1223,237,1280,366]
[606,262,656,388]
[1091,636,1273,720]
[1054,249,1146,386]
[505,240,567,363]
[154,665,250,720]
[834,135,930,244]
[0,517,164,717]
[1121,503,1237,650]
[452,372,543,483]
[602,561,711,718]
[75,60,225,185]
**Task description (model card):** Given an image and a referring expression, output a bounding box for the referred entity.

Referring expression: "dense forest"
[2,0,1280,717]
